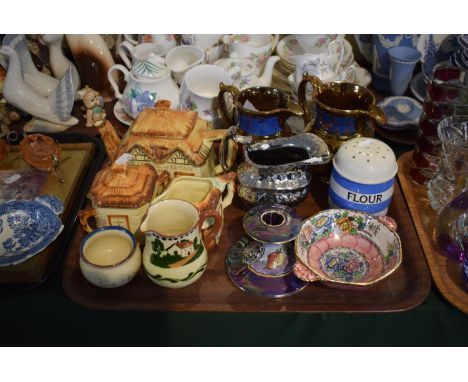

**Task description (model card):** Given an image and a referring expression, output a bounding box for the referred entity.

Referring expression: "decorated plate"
[295,209,402,286]
[378,96,423,128]
[0,196,64,266]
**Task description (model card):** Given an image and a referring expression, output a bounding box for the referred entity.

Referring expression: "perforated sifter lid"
[333,138,398,184]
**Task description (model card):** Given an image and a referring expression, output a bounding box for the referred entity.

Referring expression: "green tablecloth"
[1,269,467,346]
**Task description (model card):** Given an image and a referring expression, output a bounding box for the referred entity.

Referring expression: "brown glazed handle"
[78,208,97,233]
[155,170,170,196]
[362,104,387,126]
[199,210,222,252]
[298,74,323,125]
[218,131,238,173]
[218,83,239,127]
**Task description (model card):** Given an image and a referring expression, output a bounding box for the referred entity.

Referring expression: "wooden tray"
[397,151,468,314]
[62,176,431,312]
[0,134,106,293]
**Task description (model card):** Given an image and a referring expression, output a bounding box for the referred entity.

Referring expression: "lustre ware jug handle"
[199,210,222,252]
[298,74,323,125]
[218,83,240,127]
[107,64,129,100]
[360,104,387,126]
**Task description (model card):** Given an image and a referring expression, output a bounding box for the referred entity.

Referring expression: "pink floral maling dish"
[294,209,402,287]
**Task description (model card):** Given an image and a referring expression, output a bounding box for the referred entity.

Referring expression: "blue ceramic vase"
[388,46,422,96]
[372,34,419,92]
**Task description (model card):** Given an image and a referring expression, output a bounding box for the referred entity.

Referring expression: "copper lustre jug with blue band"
[298,74,386,153]
[218,84,304,140]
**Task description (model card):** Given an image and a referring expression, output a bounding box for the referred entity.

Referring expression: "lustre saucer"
[378,96,423,127]
[113,100,133,126]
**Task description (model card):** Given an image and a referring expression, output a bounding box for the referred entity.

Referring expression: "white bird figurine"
[0,44,78,126]
[41,34,81,94]
[2,34,59,98]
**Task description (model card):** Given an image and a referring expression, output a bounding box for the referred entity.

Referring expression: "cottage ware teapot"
[97,100,235,179]
[141,199,222,288]
[107,54,179,118]
[215,53,280,90]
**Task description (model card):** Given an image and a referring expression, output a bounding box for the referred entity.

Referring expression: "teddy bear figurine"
[80,86,107,128]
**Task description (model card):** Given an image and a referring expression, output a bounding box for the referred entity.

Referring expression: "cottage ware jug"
[151,172,236,246]
[141,199,222,288]
[108,55,179,118]
[298,74,386,152]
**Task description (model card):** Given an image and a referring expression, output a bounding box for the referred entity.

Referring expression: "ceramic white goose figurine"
[0,45,78,126]
[2,34,59,98]
[41,34,81,93]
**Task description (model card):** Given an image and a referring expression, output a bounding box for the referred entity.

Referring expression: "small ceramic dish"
[19,134,61,172]
[378,96,423,127]
[0,195,64,266]
[79,226,141,288]
[113,100,133,126]
[294,209,402,287]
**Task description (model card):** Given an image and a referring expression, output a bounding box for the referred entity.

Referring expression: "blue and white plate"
[410,72,426,102]
[378,96,423,128]
[0,195,64,266]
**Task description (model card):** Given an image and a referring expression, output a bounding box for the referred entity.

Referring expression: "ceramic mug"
[165,45,205,85]
[141,199,222,289]
[118,41,167,69]
[179,64,233,127]
[79,226,142,288]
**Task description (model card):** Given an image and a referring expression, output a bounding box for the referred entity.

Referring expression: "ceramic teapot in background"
[223,34,279,76]
[215,53,280,90]
[107,54,179,118]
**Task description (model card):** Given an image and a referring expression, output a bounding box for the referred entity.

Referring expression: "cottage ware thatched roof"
[117,101,226,166]
[88,163,158,208]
